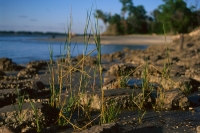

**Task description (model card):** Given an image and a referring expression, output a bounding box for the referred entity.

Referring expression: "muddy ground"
[0,33,200,133]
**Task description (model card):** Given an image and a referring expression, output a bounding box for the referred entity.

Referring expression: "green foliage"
[94,10,109,27]
[95,0,200,34]
[101,100,121,124]
[156,0,198,33]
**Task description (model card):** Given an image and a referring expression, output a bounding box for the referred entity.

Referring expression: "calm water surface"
[0,35,148,64]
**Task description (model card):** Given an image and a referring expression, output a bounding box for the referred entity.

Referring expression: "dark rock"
[0,71,5,79]
[32,81,45,90]
[188,78,200,93]
[188,92,200,106]
[79,123,120,133]
[0,58,23,71]
[0,89,17,108]
[111,51,124,59]
[187,43,194,47]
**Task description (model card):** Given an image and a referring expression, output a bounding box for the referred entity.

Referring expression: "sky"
[0,0,199,34]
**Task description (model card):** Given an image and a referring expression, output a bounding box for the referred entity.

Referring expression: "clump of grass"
[129,61,153,123]
[45,7,106,131]
[184,83,192,95]
[115,70,130,88]
[12,88,27,125]
[29,98,42,132]
[101,100,121,124]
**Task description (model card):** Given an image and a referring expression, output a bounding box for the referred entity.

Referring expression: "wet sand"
[37,35,173,45]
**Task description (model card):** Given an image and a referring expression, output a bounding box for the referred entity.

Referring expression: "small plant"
[101,99,121,124]
[129,61,153,123]
[58,95,77,126]
[130,90,147,124]
[29,98,42,132]
[154,86,165,110]
[183,82,192,96]
[115,70,130,88]
[12,88,27,125]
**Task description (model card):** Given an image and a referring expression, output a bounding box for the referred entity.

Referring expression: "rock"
[0,71,5,79]
[123,47,130,52]
[151,88,189,110]
[0,126,13,133]
[80,89,131,110]
[103,75,117,90]
[80,89,149,110]
[21,81,48,99]
[185,66,200,82]
[111,51,124,59]
[197,126,200,133]
[102,54,113,61]
[123,56,144,65]
[0,89,17,108]
[79,123,120,133]
[31,81,45,90]
[103,63,140,90]
[17,68,38,78]
[149,76,191,91]
[188,78,200,93]
[105,63,137,77]
[0,58,23,71]
[169,65,186,77]
[26,61,47,71]
[102,76,142,90]
[188,92,200,106]
[0,103,44,132]
[76,55,97,65]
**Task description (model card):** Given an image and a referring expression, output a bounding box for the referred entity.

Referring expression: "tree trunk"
[179,33,184,51]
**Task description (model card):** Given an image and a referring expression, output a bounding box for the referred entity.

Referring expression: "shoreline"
[36,35,173,45]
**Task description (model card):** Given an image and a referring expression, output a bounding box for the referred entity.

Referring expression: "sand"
[37,35,173,45]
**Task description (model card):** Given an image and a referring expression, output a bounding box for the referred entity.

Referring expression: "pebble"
[197,126,200,133]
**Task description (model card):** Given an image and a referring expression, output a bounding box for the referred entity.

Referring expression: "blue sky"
[0,0,198,34]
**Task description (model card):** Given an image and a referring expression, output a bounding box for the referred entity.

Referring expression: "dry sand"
[37,35,172,45]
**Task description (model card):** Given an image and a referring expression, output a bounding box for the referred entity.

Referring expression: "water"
[0,35,148,64]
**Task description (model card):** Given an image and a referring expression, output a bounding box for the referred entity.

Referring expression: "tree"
[126,5,148,33]
[119,0,134,19]
[156,0,196,33]
[94,10,110,27]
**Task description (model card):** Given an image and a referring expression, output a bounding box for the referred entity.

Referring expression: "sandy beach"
[37,35,173,45]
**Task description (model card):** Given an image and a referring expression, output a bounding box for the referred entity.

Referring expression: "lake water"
[0,35,148,65]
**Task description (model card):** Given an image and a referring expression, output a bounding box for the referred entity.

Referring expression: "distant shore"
[36,35,173,45]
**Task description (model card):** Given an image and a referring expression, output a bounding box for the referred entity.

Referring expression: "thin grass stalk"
[66,14,73,96]
[162,23,171,79]
[48,45,56,107]
[91,13,105,124]
[29,98,41,132]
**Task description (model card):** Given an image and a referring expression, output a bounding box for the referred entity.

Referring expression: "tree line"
[95,0,200,35]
